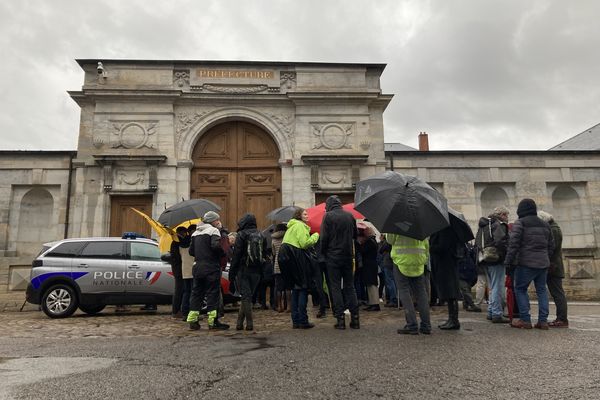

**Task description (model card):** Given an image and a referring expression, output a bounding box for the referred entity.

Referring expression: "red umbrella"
[306,202,364,234]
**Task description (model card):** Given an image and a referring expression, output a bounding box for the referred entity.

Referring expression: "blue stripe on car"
[31,272,89,290]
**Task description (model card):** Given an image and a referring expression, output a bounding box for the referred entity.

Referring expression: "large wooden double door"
[191,121,281,231]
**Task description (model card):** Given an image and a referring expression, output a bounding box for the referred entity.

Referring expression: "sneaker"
[548,319,569,328]
[397,327,419,335]
[189,321,200,331]
[492,316,510,324]
[510,319,532,329]
[534,321,549,330]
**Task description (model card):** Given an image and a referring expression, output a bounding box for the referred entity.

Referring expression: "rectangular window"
[45,242,85,258]
[130,242,161,261]
[78,242,125,259]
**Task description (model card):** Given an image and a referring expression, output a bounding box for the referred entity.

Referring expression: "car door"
[126,241,173,296]
[74,241,128,299]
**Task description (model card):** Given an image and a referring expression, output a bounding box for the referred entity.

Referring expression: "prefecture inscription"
[197,69,274,79]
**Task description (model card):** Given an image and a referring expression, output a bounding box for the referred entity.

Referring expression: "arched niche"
[16,188,55,255]
[480,186,510,217]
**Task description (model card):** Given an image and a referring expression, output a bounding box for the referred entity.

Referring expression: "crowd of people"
[167,195,567,334]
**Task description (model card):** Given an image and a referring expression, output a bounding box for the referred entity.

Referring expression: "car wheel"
[79,304,106,315]
[41,284,78,318]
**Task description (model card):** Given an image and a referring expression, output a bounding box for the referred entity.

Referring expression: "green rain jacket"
[283,218,319,249]
[385,233,429,277]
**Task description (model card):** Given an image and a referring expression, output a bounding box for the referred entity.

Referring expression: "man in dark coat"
[430,226,463,330]
[319,195,359,329]
[187,211,229,331]
[169,226,187,319]
[538,211,568,328]
[505,199,554,330]
[475,206,510,323]
[229,213,267,331]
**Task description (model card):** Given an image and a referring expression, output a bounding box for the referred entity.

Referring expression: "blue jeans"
[383,268,397,303]
[291,288,309,325]
[514,266,549,323]
[486,264,506,318]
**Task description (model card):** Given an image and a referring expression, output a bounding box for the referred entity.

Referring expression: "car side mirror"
[160,252,172,262]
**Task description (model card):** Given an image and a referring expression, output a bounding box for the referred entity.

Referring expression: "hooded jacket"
[230,213,267,278]
[282,218,319,249]
[319,196,357,263]
[504,205,554,269]
[189,222,224,275]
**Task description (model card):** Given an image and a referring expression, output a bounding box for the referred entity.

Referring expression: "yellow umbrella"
[174,218,201,230]
[130,207,176,253]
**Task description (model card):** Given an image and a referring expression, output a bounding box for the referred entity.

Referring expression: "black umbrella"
[448,207,475,243]
[266,205,298,223]
[354,171,449,240]
[158,199,221,227]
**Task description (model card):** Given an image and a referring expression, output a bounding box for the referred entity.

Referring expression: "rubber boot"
[334,315,346,330]
[440,299,460,330]
[350,313,360,329]
[244,300,254,331]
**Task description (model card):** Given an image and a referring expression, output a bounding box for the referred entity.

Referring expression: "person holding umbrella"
[386,233,431,335]
[187,211,229,331]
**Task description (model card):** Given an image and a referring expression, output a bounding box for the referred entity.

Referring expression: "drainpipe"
[64,152,75,239]
[389,153,394,171]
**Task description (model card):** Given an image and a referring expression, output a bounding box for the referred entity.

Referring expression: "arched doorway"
[191,121,281,231]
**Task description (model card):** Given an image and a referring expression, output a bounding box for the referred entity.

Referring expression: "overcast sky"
[1,0,599,151]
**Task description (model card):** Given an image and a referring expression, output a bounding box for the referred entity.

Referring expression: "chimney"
[418,132,429,151]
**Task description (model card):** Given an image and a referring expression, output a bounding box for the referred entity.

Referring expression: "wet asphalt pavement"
[1,303,600,399]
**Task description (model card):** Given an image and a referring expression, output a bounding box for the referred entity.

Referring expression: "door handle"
[77,264,88,268]
[129,265,140,269]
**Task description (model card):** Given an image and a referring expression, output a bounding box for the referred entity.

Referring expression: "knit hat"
[516,198,537,218]
[202,211,220,224]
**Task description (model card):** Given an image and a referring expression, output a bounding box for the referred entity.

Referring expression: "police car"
[26,236,174,318]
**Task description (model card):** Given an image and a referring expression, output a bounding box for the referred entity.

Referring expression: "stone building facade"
[1,59,599,300]
[385,148,600,300]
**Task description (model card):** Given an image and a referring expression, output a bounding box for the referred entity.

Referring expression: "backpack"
[246,231,265,268]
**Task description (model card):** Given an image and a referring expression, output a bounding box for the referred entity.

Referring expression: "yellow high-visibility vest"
[385,233,429,277]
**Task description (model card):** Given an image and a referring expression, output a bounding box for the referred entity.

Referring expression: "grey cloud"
[0,0,599,150]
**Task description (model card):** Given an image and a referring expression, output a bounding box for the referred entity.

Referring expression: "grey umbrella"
[354,171,449,240]
[266,205,298,223]
[158,199,221,227]
[448,207,475,243]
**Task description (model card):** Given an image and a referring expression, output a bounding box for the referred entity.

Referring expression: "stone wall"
[0,151,74,292]
[386,150,600,300]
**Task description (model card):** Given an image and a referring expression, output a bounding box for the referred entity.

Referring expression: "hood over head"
[325,195,342,212]
[237,213,257,231]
